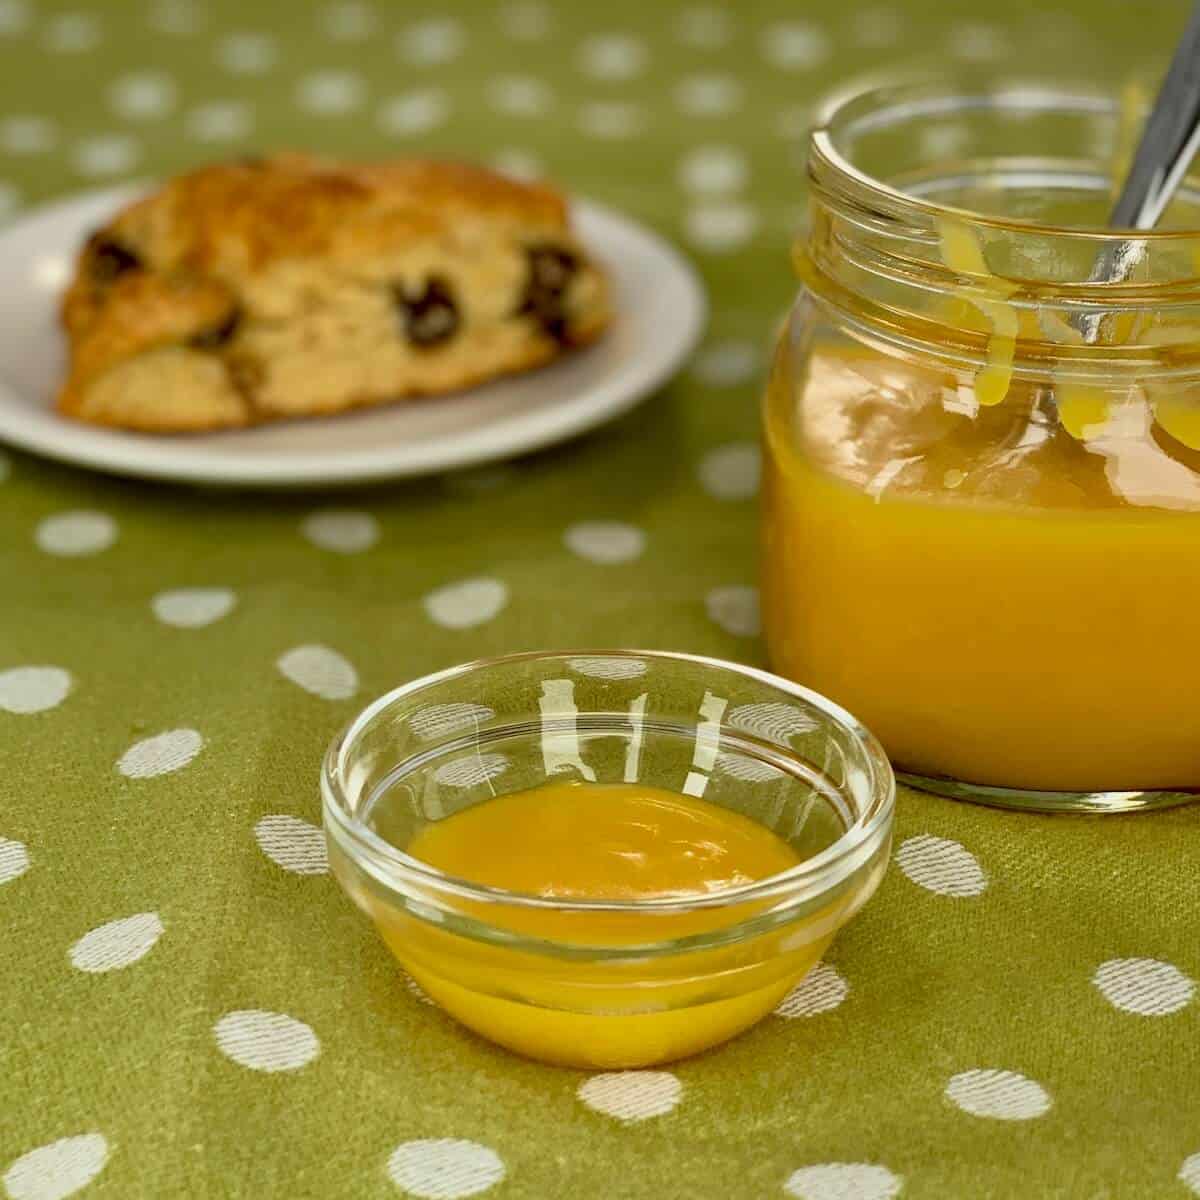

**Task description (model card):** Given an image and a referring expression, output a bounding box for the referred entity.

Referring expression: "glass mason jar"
[762,78,1200,813]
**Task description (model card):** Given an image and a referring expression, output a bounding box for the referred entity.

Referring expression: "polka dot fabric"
[0,3,1194,1199]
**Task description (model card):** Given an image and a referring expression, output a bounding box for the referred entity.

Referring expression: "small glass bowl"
[321,650,894,1069]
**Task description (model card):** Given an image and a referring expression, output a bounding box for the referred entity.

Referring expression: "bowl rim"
[321,648,895,916]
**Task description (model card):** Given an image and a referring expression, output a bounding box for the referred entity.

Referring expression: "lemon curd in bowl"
[321,651,893,1069]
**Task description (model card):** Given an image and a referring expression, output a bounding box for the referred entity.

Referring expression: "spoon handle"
[1109,0,1200,230]
[1076,3,1200,341]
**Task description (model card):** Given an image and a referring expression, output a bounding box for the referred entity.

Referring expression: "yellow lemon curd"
[762,333,1200,791]
[368,781,849,1068]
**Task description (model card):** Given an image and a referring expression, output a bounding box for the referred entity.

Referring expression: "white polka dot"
[851,6,902,48]
[564,521,645,564]
[896,834,988,898]
[0,116,57,155]
[433,753,508,788]
[728,701,816,742]
[489,148,542,181]
[685,202,758,252]
[0,837,30,886]
[677,6,730,49]
[0,0,30,35]
[578,33,646,81]
[424,577,507,630]
[185,101,253,143]
[945,1069,1051,1121]
[716,752,784,783]
[297,70,365,115]
[409,702,495,741]
[775,963,848,1017]
[784,1163,902,1200]
[216,31,277,74]
[378,90,450,136]
[577,102,644,141]
[109,71,176,120]
[947,22,1008,61]
[72,134,140,178]
[254,814,329,876]
[1093,958,1195,1017]
[578,1071,682,1122]
[151,587,235,629]
[698,443,760,500]
[919,124,968,159]
[148,0,202,34]
[487,75,552,118]
[0,182,19,221]
[117,729,203,779]
[213,1010,319,1073]
[762,21,830,69]
[705,585,761,637]
[405,972,435,1005]
[277,644,358,701]
[35,511,117,556]
[302,509,379,553]
[675,74,742,117]
[398,17,464,65]
[692,340,759,386]
[0,666,72,715]
[678,145,747,195]
[2,1134,109,1200]
[499,1,550,41]
[386,1139,504,1199]
[69,911,163,973]
[322,1,376,40]
[568,657,647,680]
[1180,1152,1200,1196]
[43,12,99,52]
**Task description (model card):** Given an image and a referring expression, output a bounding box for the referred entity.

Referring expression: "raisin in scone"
[58,154,611,431]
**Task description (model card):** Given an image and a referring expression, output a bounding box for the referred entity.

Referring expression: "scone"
[58,154,611,431]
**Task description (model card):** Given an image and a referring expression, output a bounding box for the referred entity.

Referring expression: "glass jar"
[762,78,1200,813]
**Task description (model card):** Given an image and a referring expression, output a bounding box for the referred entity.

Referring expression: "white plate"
[0,185,705,487]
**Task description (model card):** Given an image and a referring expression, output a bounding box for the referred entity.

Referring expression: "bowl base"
[899,771,1199,815]
[404,960,805,1070]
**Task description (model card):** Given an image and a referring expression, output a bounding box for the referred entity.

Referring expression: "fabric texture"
[1,1,1197,1197]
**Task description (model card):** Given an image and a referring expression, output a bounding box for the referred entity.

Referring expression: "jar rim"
[320,648,895,922]
[800,74,1200,376]
[810,74,1200,242]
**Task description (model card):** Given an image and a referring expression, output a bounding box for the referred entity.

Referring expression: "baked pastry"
[58,154,611,431]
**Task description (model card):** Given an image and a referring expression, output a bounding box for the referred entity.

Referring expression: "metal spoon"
[1081,1,1200,336]
[1110,2,1200,230]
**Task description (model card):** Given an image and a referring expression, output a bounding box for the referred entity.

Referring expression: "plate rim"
[0,185,707,488]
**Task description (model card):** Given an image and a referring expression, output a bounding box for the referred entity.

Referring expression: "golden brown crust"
[57,153,610,432]
[78,154,568,280]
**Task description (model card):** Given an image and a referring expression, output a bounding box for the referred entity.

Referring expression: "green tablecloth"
[2,2,1198,1197]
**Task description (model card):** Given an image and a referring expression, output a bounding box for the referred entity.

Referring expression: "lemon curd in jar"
[763,340,1200,792]
[371,781,843,1069]
[762,80,1200,806]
